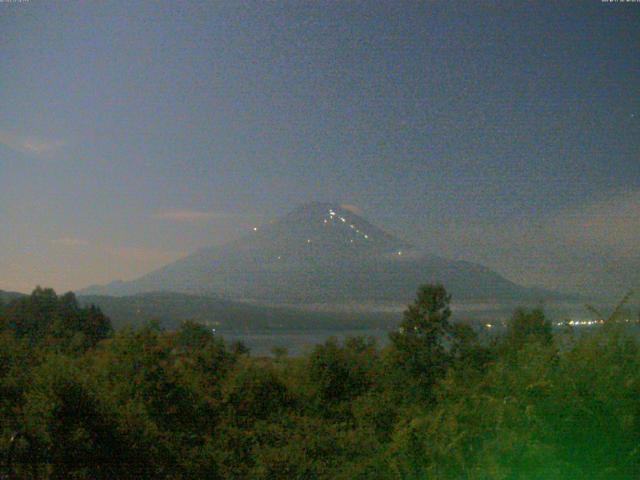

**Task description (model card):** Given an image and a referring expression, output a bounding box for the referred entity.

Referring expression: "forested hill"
[0,289,25,303]
[5,288,583,334]
[77,291,399,332]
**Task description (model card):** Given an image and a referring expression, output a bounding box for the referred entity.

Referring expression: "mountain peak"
[259,202,413,257]
[79,202,550,304]
[286,202,353,218]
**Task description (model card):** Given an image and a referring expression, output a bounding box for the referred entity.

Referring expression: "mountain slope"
[0,289,25,303]
[77,291,399,332]
[81,202,557,304]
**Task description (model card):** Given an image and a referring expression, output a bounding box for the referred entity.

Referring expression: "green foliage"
[388,284,453,401]
[222,361,293,425]
[270,345,289,359]
[1,283,639,479]
[0,332,32,469]
[1,287,112,351]
[20,355,129,479]
[505,307,552,350]
[308,336,378,418]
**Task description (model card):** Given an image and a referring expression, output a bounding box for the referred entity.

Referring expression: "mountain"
[77,291,399,332]
[81,202,561,304]
[0,289,25,304]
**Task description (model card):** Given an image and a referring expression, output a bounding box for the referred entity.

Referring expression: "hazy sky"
[1,1,638,295]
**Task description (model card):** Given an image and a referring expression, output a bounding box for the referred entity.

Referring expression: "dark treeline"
[1,285,639,479]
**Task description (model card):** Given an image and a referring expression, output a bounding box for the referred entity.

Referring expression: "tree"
[388,284,453,399]
[222,363,292,425]
[505,307,552,350]
[2,288,112,351]
[307,336,378,418]
[230,340,250,356]
[271,346,288,360]
[20,356,130,479]
[79,304,113,349]
[176,320,215,350]
[4,287,59,343]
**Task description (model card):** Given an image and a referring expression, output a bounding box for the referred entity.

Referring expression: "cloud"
[103,245,186,263]
[445,189,640,296]
[51,237,90,247]
[0,130,66,157]
[340,204,363,215]
[551,190,640,258]
[152,209,239,223]
[50,237,183,264]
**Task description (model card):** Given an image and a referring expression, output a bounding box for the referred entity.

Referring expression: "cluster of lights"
[325,209,371,243]
[565,320,603,326]
[559,319,632,326]
[482,319,634,330]
[252,208,411,263]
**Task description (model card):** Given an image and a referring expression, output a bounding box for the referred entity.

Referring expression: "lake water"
[223,328,391,356]
[220,300,636,356]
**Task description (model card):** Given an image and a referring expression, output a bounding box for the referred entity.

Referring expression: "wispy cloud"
[551,190,640,258]
[340,204,363,215]
[152,208,239,223]
[103,245,186,263]
[51,237,90,247]
[432,189,640,296]
[50,235,184,268]
[0,130,66,157]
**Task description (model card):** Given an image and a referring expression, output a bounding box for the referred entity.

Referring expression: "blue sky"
[1,1,638,295]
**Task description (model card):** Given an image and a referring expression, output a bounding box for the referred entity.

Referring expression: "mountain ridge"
[0,289,25,303]
[80,202,565,304]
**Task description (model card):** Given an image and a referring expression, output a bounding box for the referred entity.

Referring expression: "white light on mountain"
[307,239,312,243]
[397,250,402,255]
[364,234,368,239]
[253,227,258,231]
